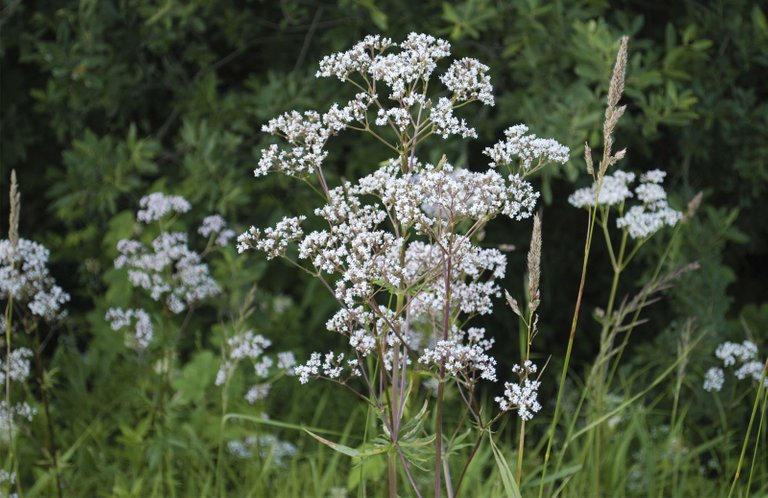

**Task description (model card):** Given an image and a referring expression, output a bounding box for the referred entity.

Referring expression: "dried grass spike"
[505,290,522,317]
[607,36,629,109]
[683,191,704,222]
[9,169,21,248]
[584,143,594,177]
[527,212,542,313]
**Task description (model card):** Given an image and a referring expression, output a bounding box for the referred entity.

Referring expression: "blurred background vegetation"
[1,0,767,495]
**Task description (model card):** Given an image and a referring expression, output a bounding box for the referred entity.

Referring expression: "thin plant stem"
[745,386,768,494]
[590,226,627,497]
[453,429,485,497]
[538,195,601,498]
[3,299,23,498]
[728,359,768,498]
[33,325,63,498]
[605,223,682,389]
[435,242,454,498]
[388,451,398,498]
[516,420,526,483]
[516,306,536,484]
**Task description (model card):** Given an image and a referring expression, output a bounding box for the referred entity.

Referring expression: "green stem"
[605,222,682,389]
[516,308,536,484]
[745,386,768,494]
[728,359,768,498]
[538,201,600,498]
[3,298,22,498]
[591,227,627,498]
[435,243,454,498]
[33,325,63,498]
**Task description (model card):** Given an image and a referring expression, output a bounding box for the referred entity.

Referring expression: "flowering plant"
[238,33,569,496]
[2,172,70,497]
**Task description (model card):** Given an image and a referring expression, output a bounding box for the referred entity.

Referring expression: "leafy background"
[1,0,767,495]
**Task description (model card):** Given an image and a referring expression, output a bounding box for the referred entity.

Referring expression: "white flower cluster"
[495,361,542,421]
[484,124,570,171]
[228,330,272,361]
[440,58,494,105]
[568,171,636,208]
[703,367,725,392]
[325,306,380,356]
[0,238,70,321]
[326,33,450,99]
[115,193,222,314]
[236,216,306,257]
[115,232,220,314]
[245,384,271,404]
[105,308,154,350]
[198,214,236,247]
[316,34,395,81]
[258,33,503,179]
[431,97,477,139]
[255,93,372,178]
[419,327,497,381]
[0,400,36,444]
[243,34,566,413]
[404,237,507,319]
[617,204,681,240]
[136,192,191,223]
[295,351,361,384]
[716,340,758,367]
[569,169,682,239]
[215,330,296,404]
[704,340,767,392]
[227,434,297,463]
[1,347,33,386]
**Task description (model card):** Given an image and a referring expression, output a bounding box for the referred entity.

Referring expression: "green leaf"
[171,351,217,404]
[488,433,523,498]
[223,413,341,436]
[303,428,364,458]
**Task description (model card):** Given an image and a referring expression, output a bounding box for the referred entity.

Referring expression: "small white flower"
[198,214,236,247]
[703,367,724,392]
[0,347,33,384]
[705,340,767,393]
[568,171,635,208]
[105,308,154,350]
[136,192,191,223]
[496,361,542,421]
[295,352,322,384]
[419,327,497,381]
[245,383,271,404]
[0,238,70,321]
[277,351,297,372]
[430,97,477,139]
[115,230,220,313]
[440,57,494,106]
[716,341,758,367]
[485,124,569,171]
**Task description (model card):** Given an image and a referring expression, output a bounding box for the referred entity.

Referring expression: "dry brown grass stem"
[505,290,522,317]
[607,36,629,109]
[527,213,542,313]
[599,36,629,177]
[9,169,20,249]
[584,142,594,177]
[684,191,704,222]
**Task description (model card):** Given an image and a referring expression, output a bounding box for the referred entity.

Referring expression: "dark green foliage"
[1,0,766,495]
